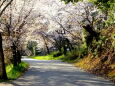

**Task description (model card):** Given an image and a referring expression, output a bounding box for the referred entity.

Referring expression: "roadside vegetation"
[0,62,29,82]
[30,52,64,60]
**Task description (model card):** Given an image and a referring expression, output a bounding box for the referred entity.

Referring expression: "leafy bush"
[53,52,63,57]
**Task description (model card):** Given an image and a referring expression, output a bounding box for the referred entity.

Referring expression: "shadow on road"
[9,58,114,86]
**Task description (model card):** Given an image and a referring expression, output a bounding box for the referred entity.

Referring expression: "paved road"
[0,58,114,86]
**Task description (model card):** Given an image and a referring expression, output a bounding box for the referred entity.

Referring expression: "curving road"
[0,58,114,86]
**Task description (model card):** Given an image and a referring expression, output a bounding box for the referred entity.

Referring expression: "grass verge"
[6,62,29,80]
[31,55,64,60]
[31,51,64,60]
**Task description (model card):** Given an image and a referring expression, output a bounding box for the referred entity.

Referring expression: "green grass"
[30,51,64,60]
[31,51,64,60]
[31,50,81,63]
[6,62,29,80]
[32,55,53,60]
[31,50,83,63]
[31,54,64,60]
[31,53,80,63]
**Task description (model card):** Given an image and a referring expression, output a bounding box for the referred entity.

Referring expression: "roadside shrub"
[53,52,63,57]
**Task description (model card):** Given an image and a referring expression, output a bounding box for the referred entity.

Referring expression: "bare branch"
[0,0,7,8]
[0,0,13,17]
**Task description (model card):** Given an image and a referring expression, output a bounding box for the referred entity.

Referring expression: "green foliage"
[56,44,87,63]
[90,0,115,26]
[91,0,114,10]
[60,51,79,63]
[53,52,63,57]
[31,55,53,60]
[6,62,29,79]
[105,8,115,26]
[27,41,38,56]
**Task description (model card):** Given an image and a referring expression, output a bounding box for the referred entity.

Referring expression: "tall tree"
[1,0,36,66]
[0,0,14,80]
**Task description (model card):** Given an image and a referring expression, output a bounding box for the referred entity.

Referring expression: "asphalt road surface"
[0,58,114,86]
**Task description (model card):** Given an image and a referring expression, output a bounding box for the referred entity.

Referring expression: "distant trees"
[54,34,73,55]
[39,32,50,54]
[45,3,83,54]
[27,41,38,56]
[20,0,83,55]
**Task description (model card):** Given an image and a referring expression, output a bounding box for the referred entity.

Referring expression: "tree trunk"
[45,43,50,54]
[63,45,67,55]
[17,50,21,64]
[33,47,36,56]
[11,44,18,67]
[42,35,50,54]
[83,25,99,47]
[0,33,8,80]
